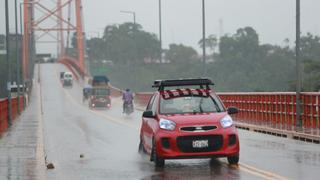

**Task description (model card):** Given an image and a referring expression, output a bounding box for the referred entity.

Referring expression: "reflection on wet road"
[40,64,319,180]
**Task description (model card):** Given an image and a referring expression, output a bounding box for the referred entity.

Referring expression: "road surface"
[38,63,320,180]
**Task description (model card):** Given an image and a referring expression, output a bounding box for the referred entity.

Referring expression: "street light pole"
[296,0,302,129]
[15,0,21,115]
[19,2,26,101]
[5,0,12,125]
[159,0,162,63]
[120,10,136,25]
[202,0,207,77]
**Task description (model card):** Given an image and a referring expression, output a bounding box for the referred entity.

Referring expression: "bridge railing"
[133,91,320,129]
[218,92,320,129]
[0,96,26,135]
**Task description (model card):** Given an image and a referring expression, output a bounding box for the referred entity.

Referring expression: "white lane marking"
[238,163,290,180]
[217,158,290,180]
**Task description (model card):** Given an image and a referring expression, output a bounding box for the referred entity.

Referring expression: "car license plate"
[192,140,208,148]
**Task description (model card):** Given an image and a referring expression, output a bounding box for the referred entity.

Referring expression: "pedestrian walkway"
[0,79,46,179]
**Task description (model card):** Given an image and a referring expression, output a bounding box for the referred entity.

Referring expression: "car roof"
[153,78,214,91]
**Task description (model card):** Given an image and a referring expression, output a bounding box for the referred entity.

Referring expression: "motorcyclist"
[82,84,92,102]
[122,88,134,113]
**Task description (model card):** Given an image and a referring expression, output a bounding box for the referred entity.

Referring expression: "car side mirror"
[227,107,238,115]
[143,110,155,118]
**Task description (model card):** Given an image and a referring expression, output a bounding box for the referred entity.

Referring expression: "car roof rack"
[152,78,214,91]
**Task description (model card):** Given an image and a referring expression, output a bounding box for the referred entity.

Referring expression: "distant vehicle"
[89,75,111,108]
[62,72,73,87]
[92,75,109,86]
[138,78,240,167]
[10,83,26,97]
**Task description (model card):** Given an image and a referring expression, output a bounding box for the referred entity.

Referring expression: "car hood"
[159,112,228,127]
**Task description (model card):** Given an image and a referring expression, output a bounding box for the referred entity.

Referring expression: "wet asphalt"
[38,64,320,180]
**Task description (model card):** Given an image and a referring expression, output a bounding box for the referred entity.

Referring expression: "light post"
[15,0,21,115]
[120,10,136,25]
[202,0,206,77]
[5,0,12,125]
[19,1,31,105]
[295,0,302,129]
[120,10,137,89]
[159,0,162,63]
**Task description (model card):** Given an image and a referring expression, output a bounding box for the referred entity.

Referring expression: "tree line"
[81,23,320,92]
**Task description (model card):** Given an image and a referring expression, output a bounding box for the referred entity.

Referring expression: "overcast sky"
[1,0,320,54]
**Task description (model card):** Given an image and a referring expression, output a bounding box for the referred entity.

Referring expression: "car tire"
[227,154,239,165]
[151,139,165,167]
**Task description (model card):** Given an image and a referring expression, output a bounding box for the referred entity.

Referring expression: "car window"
[151,96,158,114]
[160,94,223,114]
[92,88,110,96]
[146,95,156,111]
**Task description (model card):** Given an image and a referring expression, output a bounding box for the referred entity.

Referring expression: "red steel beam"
[75,0,86,76]
[22,0,87,79]
[33,0,74,28]
[57,0,65,56]
[22,0,30,81]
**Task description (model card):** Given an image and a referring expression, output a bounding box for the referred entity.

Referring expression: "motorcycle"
[82,88,91,103]
[124,101,134,115]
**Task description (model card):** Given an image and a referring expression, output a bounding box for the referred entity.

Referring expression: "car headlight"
[220,115,233,128]
[159,118,176,131]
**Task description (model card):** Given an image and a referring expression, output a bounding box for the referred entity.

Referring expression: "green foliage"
[300,33,320,91]
[165,44,198,64]
[89,25,320,92]
[198,34,218,53]
[98,22,160,65]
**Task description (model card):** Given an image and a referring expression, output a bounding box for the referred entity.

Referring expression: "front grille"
[176,135,223,153]
[180,125,217,132]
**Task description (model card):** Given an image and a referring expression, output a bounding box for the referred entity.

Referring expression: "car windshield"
[160,94,224,114]
[92,88,110,96]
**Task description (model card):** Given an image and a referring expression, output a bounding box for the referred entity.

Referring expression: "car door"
[142,94,157,152]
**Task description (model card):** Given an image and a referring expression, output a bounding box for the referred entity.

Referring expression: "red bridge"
[0,1,319,179]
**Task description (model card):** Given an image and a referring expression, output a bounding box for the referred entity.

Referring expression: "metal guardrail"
[133,91,320,130]
[0,96,25,135]
[218,92,320,129]
[132,91,320,143]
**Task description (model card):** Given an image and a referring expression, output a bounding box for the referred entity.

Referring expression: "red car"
[138,78,240,167]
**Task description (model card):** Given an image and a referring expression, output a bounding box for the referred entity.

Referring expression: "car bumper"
[90,100,111,108]
[154,126,239,159]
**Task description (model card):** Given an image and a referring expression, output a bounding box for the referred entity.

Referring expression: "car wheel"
[227,154,239,165]
[151,139,165,167]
